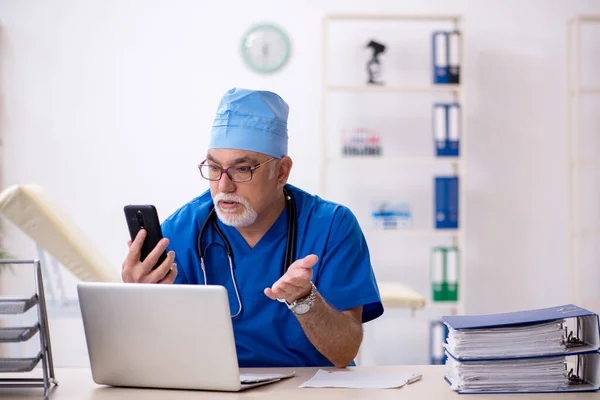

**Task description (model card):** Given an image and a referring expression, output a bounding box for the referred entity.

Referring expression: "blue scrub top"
[161,184,383,368]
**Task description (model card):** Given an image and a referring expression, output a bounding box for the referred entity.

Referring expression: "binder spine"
[430,320,449,364]
[432,103,460,157]
[431,247,446,301]
[448,30,461,84]
[447,103,460,157]
[433,103,447,156]
[446,247,459,301]
[434,176,459,229]
[432,31,449,84]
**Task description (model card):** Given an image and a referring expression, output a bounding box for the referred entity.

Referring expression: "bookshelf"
[320,13,466,365]
[566,15,600,313]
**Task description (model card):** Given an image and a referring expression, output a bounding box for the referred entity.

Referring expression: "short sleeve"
[315,207,384,323]
[162,219,188,285]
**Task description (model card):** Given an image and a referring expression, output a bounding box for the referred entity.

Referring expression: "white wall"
[1,0,599,366]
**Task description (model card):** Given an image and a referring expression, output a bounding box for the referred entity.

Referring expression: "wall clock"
[241,23,291,74]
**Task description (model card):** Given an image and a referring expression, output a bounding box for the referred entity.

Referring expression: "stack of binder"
[442,304,600,394]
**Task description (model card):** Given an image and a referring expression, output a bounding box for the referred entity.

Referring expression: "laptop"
[77,282,294,391]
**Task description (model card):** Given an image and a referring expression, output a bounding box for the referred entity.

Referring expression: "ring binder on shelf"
[432,30,461,85]
[430,247,445,302]
[430,320,449,365]
[432,31,449,84]
[448,31,461,84]
[445,247,459,302]
[430,247,460,302]
[434,176,459,229]
[433,104,447,156]
[432,103,460,157]
[447,104,460,156]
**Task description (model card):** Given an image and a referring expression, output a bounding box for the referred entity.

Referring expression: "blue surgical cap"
[208,88,289,158]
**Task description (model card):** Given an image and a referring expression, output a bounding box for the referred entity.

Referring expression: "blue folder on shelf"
[432,103,460,157]
[434,177,459,229]
[430,320,449,365]
[442,304,600,393]
[432,31,449,84]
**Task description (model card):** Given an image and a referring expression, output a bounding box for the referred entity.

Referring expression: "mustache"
[213,193,250,207]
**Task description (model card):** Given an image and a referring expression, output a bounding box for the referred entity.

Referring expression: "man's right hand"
[121,229,177,284]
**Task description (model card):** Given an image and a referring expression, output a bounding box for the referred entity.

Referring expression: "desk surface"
[1,366,598,400]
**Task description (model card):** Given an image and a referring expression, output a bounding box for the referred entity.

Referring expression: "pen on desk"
[406,374,423,385]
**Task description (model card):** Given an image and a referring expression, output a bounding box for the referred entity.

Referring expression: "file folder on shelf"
[432,103,460,157]
[432,30,461,85]
[430,247,460,302]
[434,177,459,229]
[445,247,459,301]
[442,304,600,393]
[430,247,445,301]
[432,31,449,84]
[430,320,449,365]
[447,104,460,156]
[448,31,461,84]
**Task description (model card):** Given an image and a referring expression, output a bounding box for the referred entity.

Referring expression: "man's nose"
[218,171,236,193]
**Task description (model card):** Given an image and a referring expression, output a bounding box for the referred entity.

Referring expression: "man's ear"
[277,156,293,187]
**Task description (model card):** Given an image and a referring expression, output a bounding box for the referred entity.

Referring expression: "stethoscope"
[197,187,297,318]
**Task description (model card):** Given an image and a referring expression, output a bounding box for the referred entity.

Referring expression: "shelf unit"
[566,15,600,313]
[320,12,466,307]
[0,260,57,397]
[321,13,466,366]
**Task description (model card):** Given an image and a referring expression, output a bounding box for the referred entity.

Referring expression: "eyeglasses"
[198,157,276,183]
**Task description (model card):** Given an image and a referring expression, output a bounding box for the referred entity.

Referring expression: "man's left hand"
[264,254,318,303]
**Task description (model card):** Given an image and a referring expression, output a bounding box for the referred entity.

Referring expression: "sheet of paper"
[299,369,417,389]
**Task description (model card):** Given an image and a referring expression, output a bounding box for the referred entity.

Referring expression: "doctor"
[121,88,383,368]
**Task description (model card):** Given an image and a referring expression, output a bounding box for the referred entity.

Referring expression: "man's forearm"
[295,293,363,368]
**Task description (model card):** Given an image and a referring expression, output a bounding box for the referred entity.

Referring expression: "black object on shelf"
[366,40,386,85]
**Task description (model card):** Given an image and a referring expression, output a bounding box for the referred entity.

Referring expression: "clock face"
[241,24,290,74]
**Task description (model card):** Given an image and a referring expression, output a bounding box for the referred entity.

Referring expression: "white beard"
[212,193,258,227]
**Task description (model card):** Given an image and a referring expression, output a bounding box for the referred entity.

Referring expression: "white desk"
[1,366,598,400]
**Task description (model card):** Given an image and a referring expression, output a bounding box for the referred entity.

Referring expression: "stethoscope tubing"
[197,187,297,318]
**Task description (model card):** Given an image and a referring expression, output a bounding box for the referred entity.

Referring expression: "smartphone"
[124,205,168,270]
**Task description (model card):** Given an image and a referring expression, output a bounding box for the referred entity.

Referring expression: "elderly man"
[122,88,383,368]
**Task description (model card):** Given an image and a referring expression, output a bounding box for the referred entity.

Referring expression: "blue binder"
[432,31,449,84]
[434,177,459,229]
[432,103,460,157]
[430,320,449,364]
[444,353,600,393]
[444,304,600,359]
[443,305,600,393]
[447,103,460,156]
